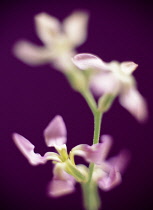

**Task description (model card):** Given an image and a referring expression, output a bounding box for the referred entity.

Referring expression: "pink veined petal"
[13,41,52,66]
[12,133,47,165]
[44,115,67,147]
[63,11,89,47]
[48,164,75,197]
[98,167,122,191]
[72,135,112,165]
[35,12,61,46]
[121,61,138,75]
[90,72,120,96]
[119,87,148,122]
[72,53,109,71]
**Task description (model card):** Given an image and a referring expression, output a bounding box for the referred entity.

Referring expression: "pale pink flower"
[12,115,89,196]
[73,134,130,191]
[13,11,89,71]
[72,53,148,122]
[13,115,129,195]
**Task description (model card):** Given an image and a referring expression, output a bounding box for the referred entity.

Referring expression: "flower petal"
[13,41,52,65]
[35,12,60,46]
[48,164,75,197]
[72,53,108,71]
[119,87,148,122]
[90,72,120,96]
[44,152,61,162]
[121,62,138,75]
[44,115,67,147]
[12,133,46,165]
[71,135,112,165]
[107,150,130,173]
[48,179,75,197]
[63,11,89,47]
[98,150,130,191]
[98,167,122,191]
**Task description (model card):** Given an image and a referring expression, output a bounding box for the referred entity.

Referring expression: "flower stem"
[81,89,97,115]
[81,90,103,210]
[93,110,102,144]
[82,181,101,210]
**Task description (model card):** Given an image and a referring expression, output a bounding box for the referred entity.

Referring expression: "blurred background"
[0,0,153,209]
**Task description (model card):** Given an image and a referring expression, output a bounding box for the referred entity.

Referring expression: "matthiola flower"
[13,115,128,197]
[13,11,89,71]
[73,135,129,191]
[13,115,88,197]
[72,53,148,122]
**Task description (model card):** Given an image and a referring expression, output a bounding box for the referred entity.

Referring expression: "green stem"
[81,96,103,210]
[82,181,101,210]
[81,90,97,115]
[93,111,102,144]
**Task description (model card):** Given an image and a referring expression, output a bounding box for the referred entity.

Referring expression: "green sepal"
[98,93,115,112]
[64,159,87,182]
[65,69,88,92]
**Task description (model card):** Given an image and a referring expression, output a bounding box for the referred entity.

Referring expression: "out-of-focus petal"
[35,13,60,45]
[48,179,75,197]
[71,135,112,165]
[98,150,130,191]
[63,11,89,47]
[52,50,76,71]
[90,72,120,96]
[119,87,148,122]
[48,164,75,197]
[98,167,122,191]
[13,41,52,65]
[72,53,108,71]
[12,133,46,165]
[121,62,138,75]
[100,135,113,160]
[44,115,67,147]
[107,150,130,173]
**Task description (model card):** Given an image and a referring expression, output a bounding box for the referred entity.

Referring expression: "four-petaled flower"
[72,53,148,122]
[13,11,89,71]
[13,115,129,197]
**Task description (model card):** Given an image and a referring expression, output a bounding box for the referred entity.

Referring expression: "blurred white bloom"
[13,11,89,71]
[72,53,148,122]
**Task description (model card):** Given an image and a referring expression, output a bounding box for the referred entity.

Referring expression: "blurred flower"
[73,135,130,191]
[13,11,89,71]
[72,53,148,122]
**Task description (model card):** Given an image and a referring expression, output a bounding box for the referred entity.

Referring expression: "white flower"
[13,11,89,71]
[72,53,148,122]
[12,115,89,197]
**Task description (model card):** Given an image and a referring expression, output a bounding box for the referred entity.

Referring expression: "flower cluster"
[13,10,148,210]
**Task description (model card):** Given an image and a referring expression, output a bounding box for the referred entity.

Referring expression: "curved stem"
[81,89,97,115]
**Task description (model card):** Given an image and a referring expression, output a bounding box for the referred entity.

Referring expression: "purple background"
[0,0,153,209]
